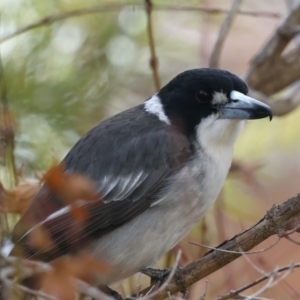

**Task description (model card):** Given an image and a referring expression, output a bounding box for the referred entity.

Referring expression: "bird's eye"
[196,90,211,103]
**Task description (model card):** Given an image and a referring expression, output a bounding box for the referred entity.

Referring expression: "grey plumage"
[8,68,272,287]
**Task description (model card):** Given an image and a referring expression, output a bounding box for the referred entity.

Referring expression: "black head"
[158,68,272,135]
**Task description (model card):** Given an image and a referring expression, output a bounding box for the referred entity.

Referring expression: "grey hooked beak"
[218,90,273,121]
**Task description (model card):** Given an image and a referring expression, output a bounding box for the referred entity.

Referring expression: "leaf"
[70,204,88,223]
[27,226,56,253]
[40,252,111,299]
[43,164,100,205]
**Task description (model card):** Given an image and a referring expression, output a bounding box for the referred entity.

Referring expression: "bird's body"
[86,107,244,285]
[7,68,272,286]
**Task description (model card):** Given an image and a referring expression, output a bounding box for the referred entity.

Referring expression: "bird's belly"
[89,153,231,285]
[89,204,198,286]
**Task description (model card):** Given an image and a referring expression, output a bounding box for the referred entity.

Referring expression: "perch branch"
[132,193,300,300]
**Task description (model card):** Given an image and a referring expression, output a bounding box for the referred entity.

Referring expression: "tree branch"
[145,0,160,91]
[246,2,300,94]
[0,4,280,46]
[133,193,300,300]
[157,5,280,19]
[213,263,300,300]
[209,0,243,68]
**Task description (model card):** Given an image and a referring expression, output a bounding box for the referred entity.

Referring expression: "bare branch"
[0,4,280,46]
[157,6,280,19]
[212,263,300,300]
[235,296,273,300]
[209,0,243,68]
[145,0,161,91]
[284,235,300,245]
[132,193,300,300]
[246,3,300,94]
[189,237,280,255]
[0,3,128,45]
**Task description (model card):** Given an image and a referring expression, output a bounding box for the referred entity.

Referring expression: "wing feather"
[11,106,191,261]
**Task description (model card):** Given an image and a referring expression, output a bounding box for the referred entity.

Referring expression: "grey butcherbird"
[6,68,272,288]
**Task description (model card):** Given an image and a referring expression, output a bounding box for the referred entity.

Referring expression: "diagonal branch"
[246,2,300,94]
[131,193,300,300]
[213,263,300,300]
[209,0,243,68]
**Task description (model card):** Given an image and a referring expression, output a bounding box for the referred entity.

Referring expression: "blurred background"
[1,0,300,299]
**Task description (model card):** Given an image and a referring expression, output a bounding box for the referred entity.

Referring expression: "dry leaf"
[70,204,88,223]
[43,165,99,205]
[28,226,56,253]
[41,252,111,299]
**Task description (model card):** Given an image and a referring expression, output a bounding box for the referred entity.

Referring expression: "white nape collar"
[144,94,171,125]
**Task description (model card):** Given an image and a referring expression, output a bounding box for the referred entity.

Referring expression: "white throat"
[196,114,245,162]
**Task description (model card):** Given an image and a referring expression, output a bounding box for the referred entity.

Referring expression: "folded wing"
[11,106,191,261]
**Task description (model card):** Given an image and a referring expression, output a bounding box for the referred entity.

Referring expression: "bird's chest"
[89,146,234,285]
[160,147,232,235]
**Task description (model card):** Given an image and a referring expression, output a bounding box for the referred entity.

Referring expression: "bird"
[5,68,272,287]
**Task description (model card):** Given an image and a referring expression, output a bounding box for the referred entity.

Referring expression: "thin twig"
[285,235,300,246]
[209,0,243,68]
[200,280,208,300]
[0,4,281,45]
[212,263,300,300]
[242,264,294,300]
[236,296,272,300]
[145,0,160,91]
[241,249,268,276]
[189,237,280,255]
[157,5,280,18]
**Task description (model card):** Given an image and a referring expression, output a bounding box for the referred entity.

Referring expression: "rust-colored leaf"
[41,252,111,299]
[28,226,56,252]
[41,268,75,300]
[43,165,100,205]
[70,204,88,223]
